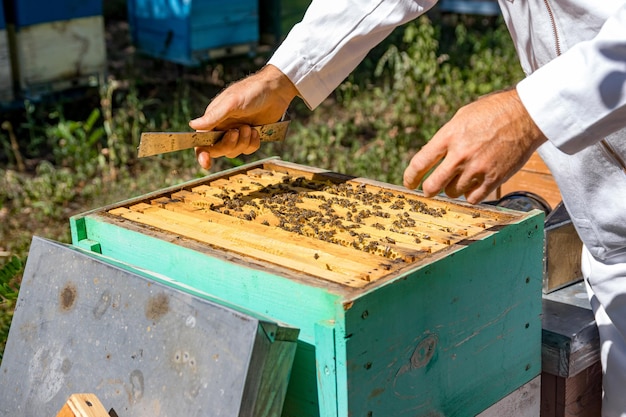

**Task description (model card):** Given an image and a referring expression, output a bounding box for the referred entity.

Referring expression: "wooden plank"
[0,30,13,102]
[56,394,110,417]
[112,206,382,287]
[172,189,225,206]
[478,375,541,417]
[498,152,562,209]
[340,211,544,416]
[540,361,602,417]
[314,322,339,417]
[159,199,431,263]
[545,222,583,293]
[150,199,413,267]
[541,299,600,378]
[262,161,336,181]
[193,174,488,243]
[541,372,558,417]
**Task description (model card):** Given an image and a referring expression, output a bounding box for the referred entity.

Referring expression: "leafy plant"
[0,256,21,301]
[46,108,106,179]
[0,255,23,361]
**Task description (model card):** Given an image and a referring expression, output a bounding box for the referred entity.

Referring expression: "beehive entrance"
[107,161,515,287]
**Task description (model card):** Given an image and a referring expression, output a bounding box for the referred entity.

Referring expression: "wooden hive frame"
[102,159,517,289]
[71,158,544,417]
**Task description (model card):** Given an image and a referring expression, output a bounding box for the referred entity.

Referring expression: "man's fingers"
[189,108,220,131]
[193,130,238,170]
[464,184,491,205]
[194,126,261,170]
[443,172,484,199]
[403,139,449,191]
[420,158,460,197]
[189,93,240,131]
[222,129,246,158]
[244,129,260,155]
[195,148,212,170]
[219,126,260,158]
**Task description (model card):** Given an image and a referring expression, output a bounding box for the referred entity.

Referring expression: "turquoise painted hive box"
[70,158,544,417]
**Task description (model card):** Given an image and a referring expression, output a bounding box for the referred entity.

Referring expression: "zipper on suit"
[542,0,561,56]
[543,0,626,174]
[600,141,626,174]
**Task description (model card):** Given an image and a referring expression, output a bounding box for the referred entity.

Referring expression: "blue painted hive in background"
[127,0,260,66]
[7,0,102,27]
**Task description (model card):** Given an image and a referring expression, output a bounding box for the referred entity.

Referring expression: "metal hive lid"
[0,236,298,417]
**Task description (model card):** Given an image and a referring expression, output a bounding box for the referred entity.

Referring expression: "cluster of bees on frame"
[200,173,451,260]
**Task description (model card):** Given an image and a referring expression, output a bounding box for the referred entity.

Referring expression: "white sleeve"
[516,5,626,154]
[268,0,437,109]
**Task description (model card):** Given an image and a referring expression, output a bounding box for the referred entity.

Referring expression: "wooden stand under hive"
[70,159,545,416]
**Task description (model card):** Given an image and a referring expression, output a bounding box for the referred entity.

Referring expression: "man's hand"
[189,64,298,169]
[403,88,547,204]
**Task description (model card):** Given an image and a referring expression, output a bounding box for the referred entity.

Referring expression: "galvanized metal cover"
[0,236,298,417]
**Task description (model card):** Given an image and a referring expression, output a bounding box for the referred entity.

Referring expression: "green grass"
[0,10,523,360]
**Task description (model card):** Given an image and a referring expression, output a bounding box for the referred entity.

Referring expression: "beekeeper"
[190,2,626,415]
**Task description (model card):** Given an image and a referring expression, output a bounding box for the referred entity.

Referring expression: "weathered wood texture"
[497,152,562,209]
[541,362,602,417]
[543,204,583,293]
[544,222,583,293]
[0,30,12,102]
[0,3,12,102]
[541,285,602,417]
[478,375,541,417]
[56,394,110,417]
[10,15,106,97]
[542,300,600,378]
[71,159,545,417]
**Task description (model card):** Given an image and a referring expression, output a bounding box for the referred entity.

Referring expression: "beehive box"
[127,0,259,66]
[541,284,601,417]
[71,159,544,416]
[543,203,583,293]
[5,0,105,98]
[0,3,13,103]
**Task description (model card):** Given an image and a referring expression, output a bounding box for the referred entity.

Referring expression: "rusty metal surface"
[0,236,297,417]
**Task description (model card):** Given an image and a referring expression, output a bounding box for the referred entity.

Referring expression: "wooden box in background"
[541,283,602,417]
[70,159,544,416]
[543,204,583,293]
[4,0,106,99]
[0,2,13,103]
[493,151,583,293]
[497,151,562,210]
